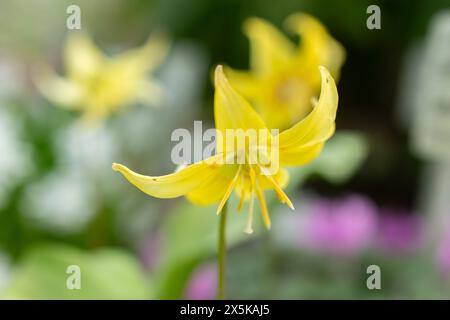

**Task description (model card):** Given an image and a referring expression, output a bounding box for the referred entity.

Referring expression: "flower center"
[275,77,307,103]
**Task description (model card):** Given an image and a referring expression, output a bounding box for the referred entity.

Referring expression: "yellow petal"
[186,164,239,206]
[112,154,224,199]
[244,17,295,74]
[286,13,346,82]
[279,66,338,159]
[64,32,104,82]
[214,65,267,132]
[223,67,260,100]
[214,65,271,154]
[34,64,84,109]
[279,143,325,166]
[114,32,170,73]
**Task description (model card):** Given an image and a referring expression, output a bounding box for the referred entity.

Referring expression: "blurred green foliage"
[2,244,150,299]
[0,0,449,300]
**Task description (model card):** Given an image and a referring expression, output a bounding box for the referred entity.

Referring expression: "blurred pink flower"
[185,263,217,300]
[437,231,450,275]
[139,232,162,272]
[299,195,378,256]
[376,209,422,254]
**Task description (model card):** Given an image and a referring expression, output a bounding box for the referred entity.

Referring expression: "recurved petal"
[279,66,338,156]
[285,13,345,81]
[114,32,170,73]
[34,64,84,109]
[112,154,225,199]
[214,65,268,131]
[244,17,296,74]
[64,32,104,81]
[279,143,324,166]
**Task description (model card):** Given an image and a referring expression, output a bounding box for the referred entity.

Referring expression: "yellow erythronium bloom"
[113,65,338,233]
[35,32,169,121]
[225,13,345,130]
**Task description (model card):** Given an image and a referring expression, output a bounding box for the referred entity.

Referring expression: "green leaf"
[310,131,368,184]
[1,243,151,299]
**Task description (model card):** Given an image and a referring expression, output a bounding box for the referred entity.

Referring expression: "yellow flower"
[112,65,338,234]
[35,32,169,121]
[225,13,345,130]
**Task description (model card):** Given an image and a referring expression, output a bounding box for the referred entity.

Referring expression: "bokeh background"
[1,0,450,299]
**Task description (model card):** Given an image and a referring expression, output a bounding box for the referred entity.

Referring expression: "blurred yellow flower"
[35,32,169,121]
[225,13,345,129]
[113,65,338,234]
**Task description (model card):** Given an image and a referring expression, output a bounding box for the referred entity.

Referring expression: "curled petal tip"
[285,12,314,29]
[318,66,334,86]
[243,17,272,37]
[214,64,235,91]
[215,64,224,74]
[243,17,259,31]
[214,64,225,84]
[112,163,122,172]
[319,65,327,73]
[244,228,253,235]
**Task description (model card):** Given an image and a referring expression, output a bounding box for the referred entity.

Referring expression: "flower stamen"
[237,174,247,213]
[216,165,242,215]
[251,167,271,229]
[244,190,255,234]
[259,166,294,210]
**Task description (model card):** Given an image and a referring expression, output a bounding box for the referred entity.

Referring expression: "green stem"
[217,202,228,300]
